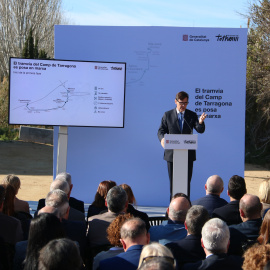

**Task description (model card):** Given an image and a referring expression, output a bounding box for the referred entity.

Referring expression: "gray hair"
[55,172,72,186]
[50,179,70,195]
[120,218,146,240]
[168,205,187,222]
[45,189,69,218]
[185,205,209,235]
[206,175,224,194]
[106,186,127,213]
[202,218,230,254]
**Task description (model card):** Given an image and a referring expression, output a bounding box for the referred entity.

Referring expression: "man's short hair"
[50,179,69,194]
[202,218,230,254]
[45,189,69,218]
[240,194,261,219]
[206,175,224,194]
[38,238,82,270]
[0,185,5,205]
[185,205,209,235]
[120,218,146,240]
[106,186,127,213]
[55,172,72,186]
[228,175,246,200]
[175,91,189,101]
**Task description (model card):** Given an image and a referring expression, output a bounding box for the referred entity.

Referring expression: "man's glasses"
[176,100,189,105]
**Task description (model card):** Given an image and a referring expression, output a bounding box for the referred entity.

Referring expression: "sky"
[61,0,250,28]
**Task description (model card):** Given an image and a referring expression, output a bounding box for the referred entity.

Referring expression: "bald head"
[206,175,224,195]
[38,206,60,218]
[168,197,191,222]
[240,194,262,220]
[50,179,69,195]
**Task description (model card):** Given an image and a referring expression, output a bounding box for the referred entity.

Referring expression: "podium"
[164,134,198,196]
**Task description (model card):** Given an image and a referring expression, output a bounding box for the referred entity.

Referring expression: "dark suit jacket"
[166,234,205,268]
[228,218,262,256]
[192,194,228,216]
[158,108,205,162]
[37,196,85,213]
[99,244,143,270]
[212,201,242,225]
[87,212,118,247]
[182,253,243,270]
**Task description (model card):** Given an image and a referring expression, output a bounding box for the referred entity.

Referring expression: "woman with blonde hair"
[2,174,29,213]
[258,179,270,217]
[138,242,175,269]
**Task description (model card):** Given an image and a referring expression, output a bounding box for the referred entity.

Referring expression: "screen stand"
[56,126,68,175]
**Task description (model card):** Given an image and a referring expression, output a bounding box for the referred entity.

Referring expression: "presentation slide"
[9,58,126,127]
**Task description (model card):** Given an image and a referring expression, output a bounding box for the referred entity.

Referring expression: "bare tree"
[0,0,65,77]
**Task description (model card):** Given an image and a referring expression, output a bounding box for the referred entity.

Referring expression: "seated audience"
[149,196,190,245]
[182,218,243,270]
[15,213,65,270]
[259,179,270,217]
[242,243,270,270]
[2,175,29,213]
[87,185,128,248]
[212,175,246,225]
[166,205,209,268]
[37,172,85,214]
[38,238,83,270]
[87,180,116,219]
[138,242,175,269]
[192,175,228,216]
[229,193,262,255]
[99,217,150,270]
[120,183,150,230]
[93,213,132,270]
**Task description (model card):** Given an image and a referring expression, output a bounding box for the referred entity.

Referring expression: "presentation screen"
[9,57,126,127]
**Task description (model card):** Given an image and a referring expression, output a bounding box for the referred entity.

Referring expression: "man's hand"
[161,138,165,149]
[199,112,207,124]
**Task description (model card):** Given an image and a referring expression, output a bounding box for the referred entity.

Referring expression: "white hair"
[202,218,229,254]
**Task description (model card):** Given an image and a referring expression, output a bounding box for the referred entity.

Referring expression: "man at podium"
[158,91,206,198]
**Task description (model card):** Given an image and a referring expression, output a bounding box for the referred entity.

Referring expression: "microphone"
[184,117,193,134]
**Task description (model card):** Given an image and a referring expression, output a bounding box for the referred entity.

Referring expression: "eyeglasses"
[176,100,189,105]
[142,256,175,265]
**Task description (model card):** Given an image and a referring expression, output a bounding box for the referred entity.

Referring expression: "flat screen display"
[9,57,126,127]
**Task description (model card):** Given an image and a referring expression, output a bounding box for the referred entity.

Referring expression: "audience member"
[212,175,246,225]
[0,184,23,245]
[87,185,128,248]
[45,189,86,260]
[166,205,209,268]
[138,242,174,269]
[259,179,270,217]
[182,218,243,270]
[242,243,270,270]
[93,213,132,270]
[38,238,83,270]
[138,257,175,270]
[18,213,65,270]
[2,175,29,213]
[229,193,262,255]
[87,180,116,219]
[120,183,150,230]
[99,217,150,270]
[149,196,190,245]
[258,210,270,244]
[37,172,85,214]
[192,175,228,216]
[47,179,85,222]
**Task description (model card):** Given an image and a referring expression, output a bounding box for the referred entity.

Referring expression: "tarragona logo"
[216,34,239,41]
